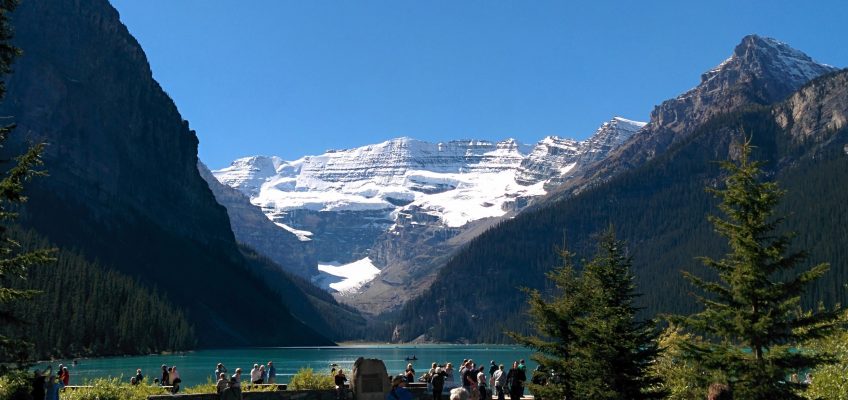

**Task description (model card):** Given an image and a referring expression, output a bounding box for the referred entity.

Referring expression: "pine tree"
[509,245,582,400]
[0,0,55,372]
[675,139,838,399]
[511,229,665,400]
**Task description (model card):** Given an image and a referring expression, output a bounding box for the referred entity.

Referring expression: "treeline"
[2,229,196,359]
[390,104,848,343]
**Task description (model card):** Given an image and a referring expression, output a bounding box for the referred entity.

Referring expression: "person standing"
[60,366,69,386]
[476,366,487,400]
[160,365,170,386]
[267,361,276,384]
[232,367,243,388]
[461,362,474,391]
[444,363,455,389]
[335,368,348,400]
[56,364,65,386]
[464,364,479,400]
[505,363,516,400]
[404,363,415,383]
[488,361,497,388]
[31,369,47,400]
[427,362,437,390]
[431,367,447,400]
[259,365,267,384]
[492,365,505,400]
[134,369,144,384]
[45,374,61,400]
[250,364,261,384]
[215,363,228,382]
[508,362,525,400]
[170,366,182,393]
[458,360,467,386]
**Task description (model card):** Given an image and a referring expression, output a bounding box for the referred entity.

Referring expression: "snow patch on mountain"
[273,222,313,242]
[314,258,380,294]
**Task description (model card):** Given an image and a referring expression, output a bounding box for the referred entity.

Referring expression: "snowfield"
[313,258,381,294]
[213,118,645,292]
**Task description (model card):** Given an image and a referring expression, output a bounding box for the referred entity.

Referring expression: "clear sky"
[108,0,847,169]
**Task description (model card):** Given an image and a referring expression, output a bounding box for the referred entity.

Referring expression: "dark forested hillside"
[0,0,340,347]
[2,229,195,359]
[392,71,848,343]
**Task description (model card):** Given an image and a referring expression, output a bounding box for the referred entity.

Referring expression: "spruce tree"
[511,229,664,400]
[0,0,54,372]
[509,246,582,400]
[675,139,838,399]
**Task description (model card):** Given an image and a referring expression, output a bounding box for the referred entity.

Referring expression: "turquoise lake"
[39,345,536,386]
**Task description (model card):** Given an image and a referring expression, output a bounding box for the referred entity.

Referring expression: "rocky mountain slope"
[2,0,337,346]
[212,118,644,313]
[391,39,846,343]
[547,35,837,200]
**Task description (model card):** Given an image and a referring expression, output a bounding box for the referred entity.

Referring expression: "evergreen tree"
[0,0,55,372]
[509,245,581,400]
[675,139,838,399]
[511,229,664,400]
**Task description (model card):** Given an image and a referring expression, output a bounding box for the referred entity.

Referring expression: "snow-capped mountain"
[515,117,646,186]
[211,117,643,307]
[546,35,838,201]
[216,137,539,226]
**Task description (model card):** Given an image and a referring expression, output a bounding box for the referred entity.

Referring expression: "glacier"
[212,117,645,299]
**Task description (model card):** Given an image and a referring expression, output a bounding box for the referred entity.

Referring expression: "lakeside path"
[39,344,536,386]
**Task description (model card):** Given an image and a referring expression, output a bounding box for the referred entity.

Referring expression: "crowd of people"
[28,364,69,400]
[28,357,531,400]
[393,358,528,400]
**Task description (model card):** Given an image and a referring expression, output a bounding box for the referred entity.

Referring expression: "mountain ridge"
[544,34,838,202]
[211,116,643,314]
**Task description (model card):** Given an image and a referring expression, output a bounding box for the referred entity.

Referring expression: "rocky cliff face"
[3,0,331,346]
[774,69,848,143]
[550,35,838,198]
[198,162,318,277]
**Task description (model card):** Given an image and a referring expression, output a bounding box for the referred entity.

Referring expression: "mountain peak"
[700,35,836,92]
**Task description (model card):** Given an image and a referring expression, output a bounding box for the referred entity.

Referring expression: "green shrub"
[289,368,334,390]
[0,370,34,400]
[59,378,168,400]
[803,312,848,400]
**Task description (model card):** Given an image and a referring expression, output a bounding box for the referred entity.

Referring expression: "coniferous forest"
[2,229,196,359]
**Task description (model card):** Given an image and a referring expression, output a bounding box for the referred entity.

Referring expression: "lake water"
[40,344,536,386]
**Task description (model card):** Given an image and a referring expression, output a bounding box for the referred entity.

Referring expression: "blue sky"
[109,1,847,169]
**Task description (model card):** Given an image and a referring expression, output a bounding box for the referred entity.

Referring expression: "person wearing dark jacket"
[160,365,170,386]
[431,367,447,400]
[31,369,47,400]
[506,362,525,400]
[335,369,348,400]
